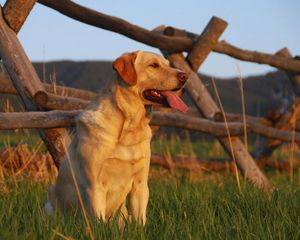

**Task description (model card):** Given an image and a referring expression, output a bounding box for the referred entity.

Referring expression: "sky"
[2,0,299,77]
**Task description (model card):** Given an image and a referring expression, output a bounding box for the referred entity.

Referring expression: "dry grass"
[236,64,248,151]
[0,143,57,183]
[62,142,95,240]
[211,78,241,191]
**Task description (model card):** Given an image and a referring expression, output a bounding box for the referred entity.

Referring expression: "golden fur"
[45,51,188,226]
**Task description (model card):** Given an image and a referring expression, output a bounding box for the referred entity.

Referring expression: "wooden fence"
[0,0,300,192]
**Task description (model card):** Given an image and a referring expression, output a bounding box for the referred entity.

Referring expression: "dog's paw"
[44,201,54,215]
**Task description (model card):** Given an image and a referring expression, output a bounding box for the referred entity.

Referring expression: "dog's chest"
[110,124,152,161]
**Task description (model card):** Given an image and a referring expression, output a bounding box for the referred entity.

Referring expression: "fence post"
[163,17,271,191]
[3,0,37,33]
[0,3,70,168]
[253,48,300,159]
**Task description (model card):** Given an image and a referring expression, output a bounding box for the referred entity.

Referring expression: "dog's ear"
[112,52,137,86]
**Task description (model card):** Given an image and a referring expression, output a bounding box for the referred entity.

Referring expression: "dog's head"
[113,51,189,113]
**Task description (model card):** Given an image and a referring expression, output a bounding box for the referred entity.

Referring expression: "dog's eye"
[149,63,159,68]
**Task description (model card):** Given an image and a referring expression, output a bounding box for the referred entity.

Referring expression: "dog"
[45,51,189,226]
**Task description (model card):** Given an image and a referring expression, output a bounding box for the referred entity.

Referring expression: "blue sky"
[2,0,299,77]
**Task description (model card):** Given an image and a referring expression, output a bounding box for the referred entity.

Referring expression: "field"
[1,174,300,239]
[1,132,300,239]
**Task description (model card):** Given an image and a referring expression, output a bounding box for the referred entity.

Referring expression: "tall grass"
[1,107,300,239]
[236,65,248,151]
[151,134,228,160]
[1,175,300,239]
[211,78,241,191]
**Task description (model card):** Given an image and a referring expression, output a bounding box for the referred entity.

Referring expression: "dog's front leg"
[86,184,106,221]
[76,138,109,222]
[118,201,130,229]
[130,180,149,225]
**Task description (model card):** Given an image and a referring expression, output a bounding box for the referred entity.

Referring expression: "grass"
[1,129,300,239]
[0,130,47,151]
[1,174,300,240]
[151,134,228,159]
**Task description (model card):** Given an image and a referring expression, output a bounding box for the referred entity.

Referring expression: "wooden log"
[151,154,293,173]
[166,26,300,74]
[186,17,228,71]
[0,110,79,129]
[37,0,192,53]
[168,53,271,190]
[162,21,223,120]
[3,0,36,33]
[214,111,272,126]
[276,48,300,95]
[152,112,300,142]
[37,0,300,73]
[164,23,270,190]
[34,90,89,110]
[253,49,300,159]
[0,6,69,168]
[0,73,277,128]
[1,111,300,144]
[0,72,97,100]
[213,41,300,74]
[152,112,238,136]
[0,72,17,94]
[43,83,96,101]
[0,12,43,103]
[0,77,92,110]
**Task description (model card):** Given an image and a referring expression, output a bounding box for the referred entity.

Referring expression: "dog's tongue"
[161,91,189,113]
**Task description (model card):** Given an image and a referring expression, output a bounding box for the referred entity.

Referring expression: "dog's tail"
[44,185,55,215]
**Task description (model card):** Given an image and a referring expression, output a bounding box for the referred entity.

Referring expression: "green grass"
[2,131,299,161]
[0,130,46,151]
[151,135,228,159]
[1,174,300,240]
[1,132,300,239]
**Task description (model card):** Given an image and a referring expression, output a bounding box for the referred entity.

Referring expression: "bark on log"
[163,22,271,190]
[276,48,300,95]
[37,0,192,53]
[0,7,69,168]
[253,49,300,159]
[151,154,294,173]
[34,90,89,110]
[168,53,271,191]
[1,111,299,144]
[0,73,277,128]
[3,0,36,33]
[37,0,300,73]
[0,72,97,100]
[186,17,228,71]
[214,41,300,74]
[152,112,300,143]
[214,111,272,126]
[42,83,96,101]
[165,26,300,74]
[0,110,79,129]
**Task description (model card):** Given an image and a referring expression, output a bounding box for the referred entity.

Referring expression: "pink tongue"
[161,91,189,113]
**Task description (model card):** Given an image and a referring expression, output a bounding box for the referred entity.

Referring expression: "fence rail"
[0,0,299,191]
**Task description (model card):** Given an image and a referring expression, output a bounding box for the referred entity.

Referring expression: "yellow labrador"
[45,51,189,225]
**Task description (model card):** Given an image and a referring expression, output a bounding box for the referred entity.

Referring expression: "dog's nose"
[177,72,189,83]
